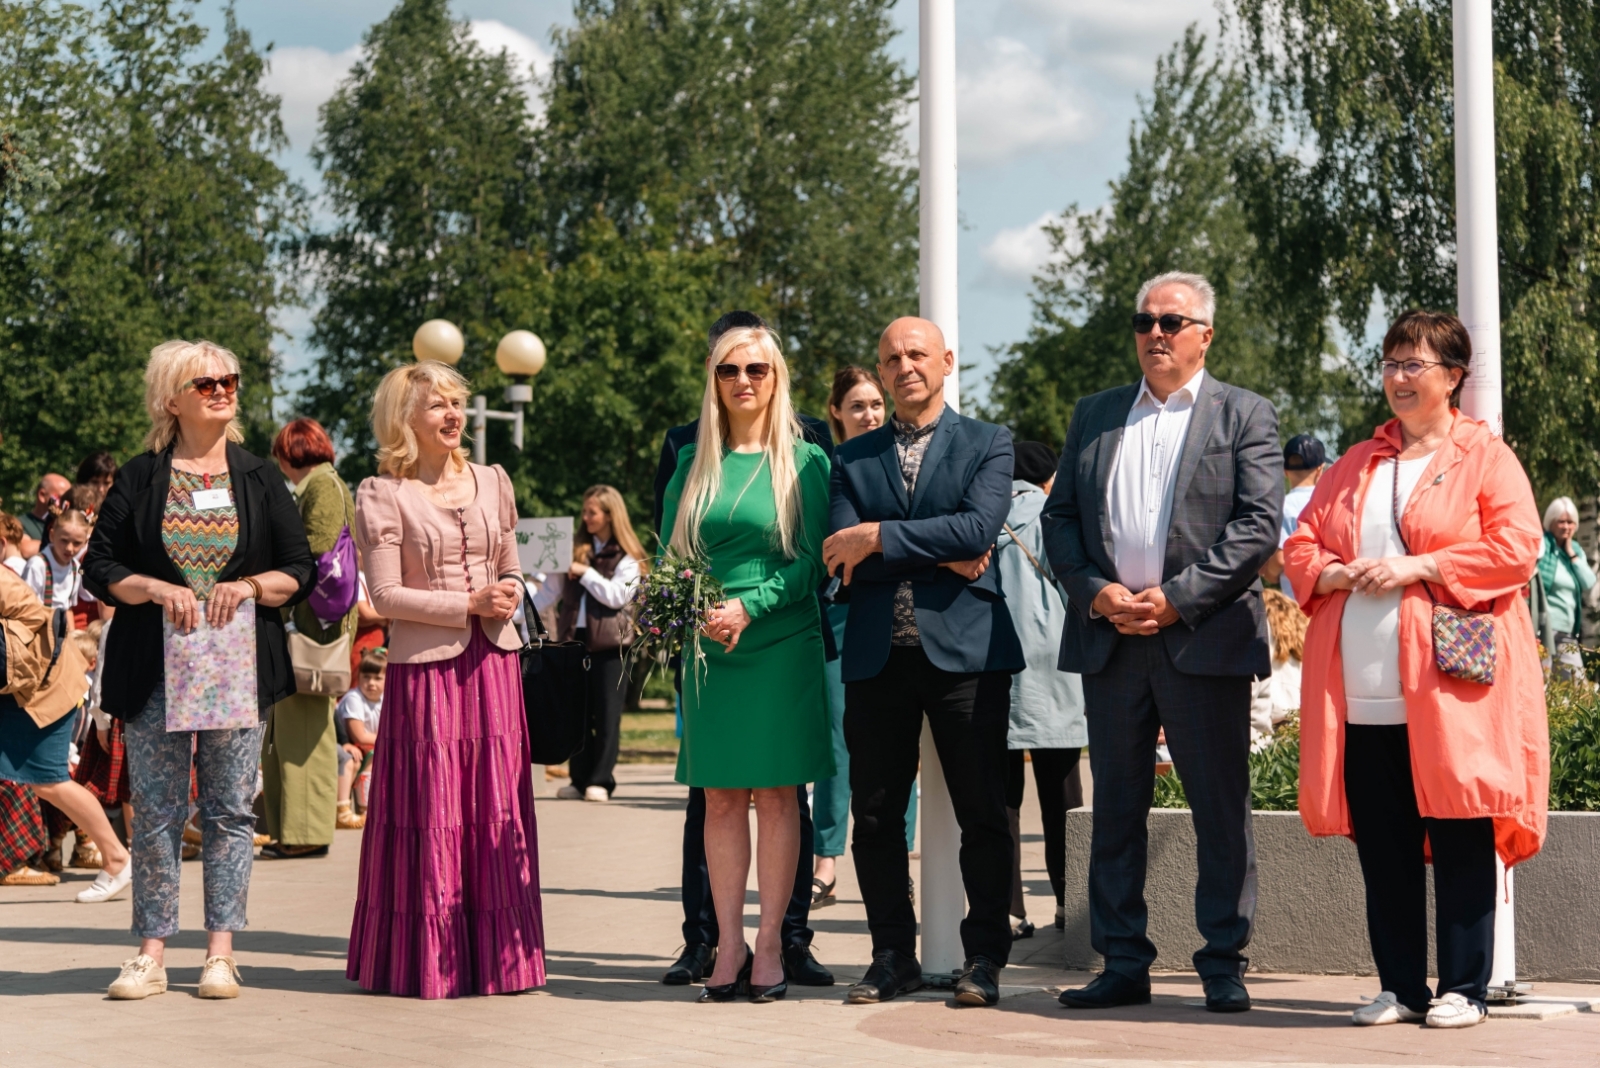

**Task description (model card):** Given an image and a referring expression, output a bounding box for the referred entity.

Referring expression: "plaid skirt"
[73,717,130,806]
[0,780,46,872]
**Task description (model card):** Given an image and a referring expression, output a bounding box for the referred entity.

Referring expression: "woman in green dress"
[261,419,359,858]
[661,324,834,1003]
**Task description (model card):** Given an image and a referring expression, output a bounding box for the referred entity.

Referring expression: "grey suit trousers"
[1082,634,1256,979]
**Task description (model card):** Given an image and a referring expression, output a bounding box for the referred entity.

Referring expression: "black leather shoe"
[782,944,835,986]
[748,978,788,1003]
[662,943,716,986]
[953,956,1002,1007]
[1059,970,1152,1009]
[698,944,753,1003]
[1203,973,1251,1013]
[846,948,922,1004]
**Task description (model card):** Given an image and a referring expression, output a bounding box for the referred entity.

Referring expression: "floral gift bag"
[164,600,259,731]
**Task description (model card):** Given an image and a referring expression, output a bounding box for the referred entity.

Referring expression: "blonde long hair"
[669,326,803,559]
[143,340,246,452]
[371,361,471,477]
[582,484,650,572]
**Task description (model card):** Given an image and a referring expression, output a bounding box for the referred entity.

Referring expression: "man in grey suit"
[1040,271,1283,1013]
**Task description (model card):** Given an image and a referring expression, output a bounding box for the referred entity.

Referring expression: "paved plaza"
[3,764,1599,1068]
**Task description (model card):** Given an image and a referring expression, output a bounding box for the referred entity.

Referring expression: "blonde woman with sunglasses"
[660,325,834,1003]
[82,340,316,1001]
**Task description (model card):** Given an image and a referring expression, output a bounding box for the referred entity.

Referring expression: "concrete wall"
[1060,809,1600,980]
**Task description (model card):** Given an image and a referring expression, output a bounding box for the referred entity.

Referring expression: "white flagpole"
[917,0,966,978]
[1452,0,1516,998]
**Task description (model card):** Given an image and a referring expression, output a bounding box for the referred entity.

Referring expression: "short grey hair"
[1136,271,1217,324]
[1545,496,1580,532]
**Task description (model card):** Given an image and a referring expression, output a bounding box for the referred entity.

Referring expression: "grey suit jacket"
[1039,373,1283,678]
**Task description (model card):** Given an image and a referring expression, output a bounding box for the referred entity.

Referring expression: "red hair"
[272,418,336,468]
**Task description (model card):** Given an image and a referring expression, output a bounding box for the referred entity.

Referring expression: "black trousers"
[1082,635,1256,980]
[845,645,1013,965]
[1344,724,1497,1011]
[680,783,815,950]
[1005,747,1083,913]
[567,643,624,795]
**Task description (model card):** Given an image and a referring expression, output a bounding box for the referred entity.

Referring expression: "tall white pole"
[1453,0,1515,995]
[1453,0,1502,437]
[918,0,966,978]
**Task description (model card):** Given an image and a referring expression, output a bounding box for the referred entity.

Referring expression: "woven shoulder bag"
[1391,457,1496,685]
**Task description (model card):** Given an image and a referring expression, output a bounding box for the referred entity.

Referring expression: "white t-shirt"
[1339,453,1435,725]
[21,551,89,610]
[1279,484,1317,597]
[336,689,382,737]
[2,556,23,577]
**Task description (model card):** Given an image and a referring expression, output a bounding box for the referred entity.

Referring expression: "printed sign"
[515,516,574,576]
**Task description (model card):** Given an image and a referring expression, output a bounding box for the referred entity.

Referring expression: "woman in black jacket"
[83,339,314,1002]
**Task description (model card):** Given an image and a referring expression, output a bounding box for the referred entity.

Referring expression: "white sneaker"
[584,786,609,802]
[198,955,242,999]
[1352,991,1426,1026]
[555,785,582,799]
[108,954,167,1000]
[1425,992,1486,1028]
[76,863,132,904]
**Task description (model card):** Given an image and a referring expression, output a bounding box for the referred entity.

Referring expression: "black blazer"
[1039,374,1283,678]
[829,410,1025,682]
[83,442,316,721]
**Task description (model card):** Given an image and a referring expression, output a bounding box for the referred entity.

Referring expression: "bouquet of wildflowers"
[626,547,725,686]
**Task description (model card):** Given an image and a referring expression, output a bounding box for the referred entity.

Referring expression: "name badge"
[192,488,233,510]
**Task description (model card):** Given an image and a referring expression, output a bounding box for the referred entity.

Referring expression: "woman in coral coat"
[1284,310,1546,1031]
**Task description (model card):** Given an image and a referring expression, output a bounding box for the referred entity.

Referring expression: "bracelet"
[243,576,264,602]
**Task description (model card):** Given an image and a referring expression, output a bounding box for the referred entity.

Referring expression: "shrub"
[1151,682,1600,813]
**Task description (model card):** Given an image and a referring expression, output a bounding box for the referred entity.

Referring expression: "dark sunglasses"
[188,373,240,397]
[1132,312,1209,335]
[714,362,772,382]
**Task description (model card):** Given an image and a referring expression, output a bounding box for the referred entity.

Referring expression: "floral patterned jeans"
[124,684,263,939]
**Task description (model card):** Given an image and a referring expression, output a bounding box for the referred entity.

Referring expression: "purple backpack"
[307,524,359,625]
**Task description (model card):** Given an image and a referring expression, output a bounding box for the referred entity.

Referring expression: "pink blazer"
[355,462,523,664]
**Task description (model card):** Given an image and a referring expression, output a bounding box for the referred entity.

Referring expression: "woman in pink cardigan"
[344,360,545,999]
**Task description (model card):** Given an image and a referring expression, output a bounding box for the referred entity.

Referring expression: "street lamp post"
[411,320,547,465]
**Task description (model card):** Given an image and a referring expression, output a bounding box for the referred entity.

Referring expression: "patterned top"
[890,409,944,645]
[162,468,239,600]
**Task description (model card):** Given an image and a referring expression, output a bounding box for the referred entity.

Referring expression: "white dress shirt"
[575,536,640,628]
[1105,367,1207,594]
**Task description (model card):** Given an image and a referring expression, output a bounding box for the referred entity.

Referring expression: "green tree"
[300,0,712,524]
[1230,0,1600,495]
[0,0,300,504]
[300,0,537,477]
[985,30,1359,447]
[536,0,918,410]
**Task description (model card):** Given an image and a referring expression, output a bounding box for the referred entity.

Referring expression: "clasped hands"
[1316,555,1435,597]
[1092,583,1180,636]
[821,522,992,586]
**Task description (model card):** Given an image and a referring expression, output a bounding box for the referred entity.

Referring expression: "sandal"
[810,876,837,909]
[71,837,105,870]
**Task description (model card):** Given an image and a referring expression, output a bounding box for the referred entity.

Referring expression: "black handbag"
[520,590,592,765]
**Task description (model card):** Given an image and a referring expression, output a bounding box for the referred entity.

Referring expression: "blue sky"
[193,0,1220,405]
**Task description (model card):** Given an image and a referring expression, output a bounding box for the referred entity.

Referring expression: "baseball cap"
[1283,434,1326,471]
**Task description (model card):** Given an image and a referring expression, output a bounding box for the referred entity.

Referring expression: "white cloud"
[262,20,549,158]
[981,211,1068,285]
[1008,0,1221,86]
[263,44,362,155]
[467,19,550,85]
[957,37,1090,166]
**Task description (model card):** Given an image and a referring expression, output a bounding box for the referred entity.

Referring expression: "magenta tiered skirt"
[346,624,546,998]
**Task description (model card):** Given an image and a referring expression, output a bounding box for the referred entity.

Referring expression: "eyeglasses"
[1132,312,1209,335]
[188,374,240,397]
[1380,359,1443,377]
[714,362,772,382]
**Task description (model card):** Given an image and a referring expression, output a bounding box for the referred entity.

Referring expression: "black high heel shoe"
[697,943,753,1003]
